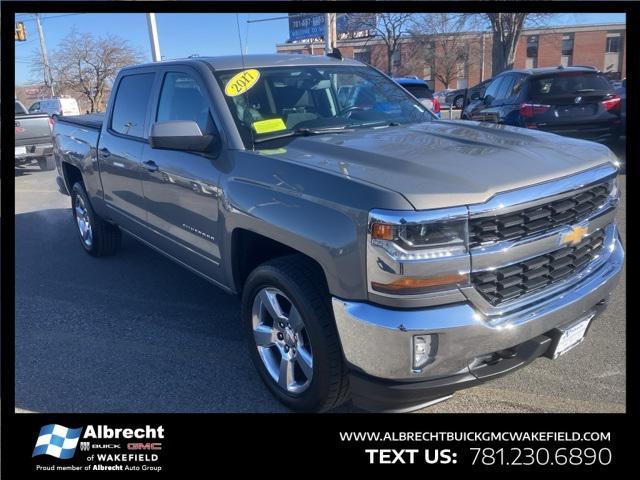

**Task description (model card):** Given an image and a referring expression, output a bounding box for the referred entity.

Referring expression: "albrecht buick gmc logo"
[33,425,164,459]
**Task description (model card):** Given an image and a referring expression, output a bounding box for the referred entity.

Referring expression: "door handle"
[99,147,111,158]
[143,160,159,173]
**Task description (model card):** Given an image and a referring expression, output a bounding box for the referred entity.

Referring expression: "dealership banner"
[2,413,630,474]
[288,13,375,41]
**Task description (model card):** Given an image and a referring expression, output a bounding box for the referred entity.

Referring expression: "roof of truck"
[126,54,362,72]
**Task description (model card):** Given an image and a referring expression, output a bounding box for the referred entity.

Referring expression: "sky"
[14,12,626,86]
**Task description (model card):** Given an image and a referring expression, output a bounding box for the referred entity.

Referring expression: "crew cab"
[15,100,55,170]
[52,55,624,412]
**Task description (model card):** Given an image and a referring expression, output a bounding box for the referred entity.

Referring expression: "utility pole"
[35,14,55,97]
[146,13,162,62]
[325,13,337,54]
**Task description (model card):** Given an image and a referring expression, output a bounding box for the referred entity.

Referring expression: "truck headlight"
[368,208,470,296]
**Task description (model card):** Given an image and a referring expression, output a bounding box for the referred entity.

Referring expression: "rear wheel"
[38,156,55,171]
[70,182,121,256]
[241,255,350,412]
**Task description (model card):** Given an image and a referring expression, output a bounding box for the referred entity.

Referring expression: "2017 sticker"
[224,69,261,97]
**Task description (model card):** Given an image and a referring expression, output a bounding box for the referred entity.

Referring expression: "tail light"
[432,97,440,114]
[48,116,55,132]
[519,103,551,118]
[602,95,621,112]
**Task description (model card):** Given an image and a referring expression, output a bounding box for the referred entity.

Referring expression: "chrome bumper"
[332,228,624,381]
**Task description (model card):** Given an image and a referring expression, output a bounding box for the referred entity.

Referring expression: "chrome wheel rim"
[251,287,313,394]
[74,195,93,248]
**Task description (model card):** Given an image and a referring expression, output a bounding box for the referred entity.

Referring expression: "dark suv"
[462,66,623,143]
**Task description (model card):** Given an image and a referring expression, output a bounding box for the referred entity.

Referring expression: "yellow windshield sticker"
[252,118,287,134]
[259,148,288,155]
[224,69,261,97]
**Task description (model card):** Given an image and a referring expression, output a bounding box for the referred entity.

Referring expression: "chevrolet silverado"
[52,55,624,412]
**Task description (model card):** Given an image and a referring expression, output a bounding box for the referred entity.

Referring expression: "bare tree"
[478,13,554,75]
[411,13,482,89]
[33,29,143,112]
[346,13,415,75]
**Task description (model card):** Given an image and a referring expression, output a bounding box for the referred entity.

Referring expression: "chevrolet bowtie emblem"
[562,225,588,246]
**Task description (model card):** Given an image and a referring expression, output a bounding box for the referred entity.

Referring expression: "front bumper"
[332,229,624,411]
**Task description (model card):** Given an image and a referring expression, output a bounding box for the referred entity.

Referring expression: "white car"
[29,97,80,117]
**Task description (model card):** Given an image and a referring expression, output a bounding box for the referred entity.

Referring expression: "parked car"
[434,89,454,107]
[394,77,441,118]
[441,78,493,110]
[53,55,623,413]
[28,96,80,117]
[462,66,623,144]
[15,100,55,170]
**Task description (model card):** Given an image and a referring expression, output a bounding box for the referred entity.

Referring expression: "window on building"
[354,50,371,65]
[560,34,574,67]
[526,36,538,58]
[561,35,574,56]
[606,36,621,53]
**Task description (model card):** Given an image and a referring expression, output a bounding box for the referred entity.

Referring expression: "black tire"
[241,255,350,412]
[38,155,55,171]
[454,95,464,109]
[70,182,121,256]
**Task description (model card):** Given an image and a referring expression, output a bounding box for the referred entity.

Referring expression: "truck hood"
[262,120,616,210]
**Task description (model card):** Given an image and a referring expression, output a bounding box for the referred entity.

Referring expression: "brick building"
[276,22,626,91]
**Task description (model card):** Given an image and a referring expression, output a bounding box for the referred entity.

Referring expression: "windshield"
[215,65,433,148]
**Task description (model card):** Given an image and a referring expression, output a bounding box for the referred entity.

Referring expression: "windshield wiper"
[253,126,354,144]
[351,121,401,128]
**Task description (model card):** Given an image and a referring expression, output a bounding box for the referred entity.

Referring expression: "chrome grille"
[469,183,612,248]
[471,229,606,305]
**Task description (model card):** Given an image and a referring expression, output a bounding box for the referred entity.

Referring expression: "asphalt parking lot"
[15,153,626,413]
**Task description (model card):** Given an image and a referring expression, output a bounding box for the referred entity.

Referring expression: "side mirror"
[149,120,219,153]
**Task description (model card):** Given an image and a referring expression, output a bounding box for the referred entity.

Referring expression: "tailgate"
[15,115,52,146]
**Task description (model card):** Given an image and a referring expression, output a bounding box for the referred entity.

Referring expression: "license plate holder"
[547,312,595,359]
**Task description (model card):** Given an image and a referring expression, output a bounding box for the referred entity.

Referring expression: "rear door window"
[110,73,156,138]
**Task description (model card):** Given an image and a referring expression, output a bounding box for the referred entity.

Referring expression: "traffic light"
[15,22,27,41]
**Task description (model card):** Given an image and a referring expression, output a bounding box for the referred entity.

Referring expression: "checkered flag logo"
[32,424,83,459]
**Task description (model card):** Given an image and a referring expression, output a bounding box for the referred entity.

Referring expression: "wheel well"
[232,229,327,293]
[62,162,83,190]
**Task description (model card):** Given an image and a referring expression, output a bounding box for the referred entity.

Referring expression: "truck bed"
[56,113,104,130]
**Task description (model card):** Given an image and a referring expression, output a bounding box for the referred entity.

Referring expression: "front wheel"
[454,96,465,109]
[241,255,350,412]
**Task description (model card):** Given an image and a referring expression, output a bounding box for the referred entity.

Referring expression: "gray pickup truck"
[52,55,624,412]
[15,100,55,170]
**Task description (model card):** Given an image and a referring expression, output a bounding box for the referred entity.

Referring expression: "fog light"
[413,335,433,370]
